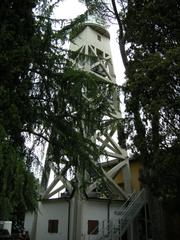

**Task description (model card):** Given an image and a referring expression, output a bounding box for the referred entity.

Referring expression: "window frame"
[97,35,101,41]
[88,220,99,235]
[48,219,59,233]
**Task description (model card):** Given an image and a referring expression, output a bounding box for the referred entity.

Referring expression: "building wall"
[80,199,124,239]
[0,221,12,235]
[81,200,108,238]
[130,161,142,192]
[24,212,36,239]
[113,161,142,192]
[25,198,124,240]
[35,199,69,240]
[109,201,124,220]
[70,26,112,57]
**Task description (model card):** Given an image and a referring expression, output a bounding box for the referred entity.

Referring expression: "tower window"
[97,35,101,41]
[48,220,58,233]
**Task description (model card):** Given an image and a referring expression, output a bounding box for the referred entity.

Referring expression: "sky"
[53,0,126,87]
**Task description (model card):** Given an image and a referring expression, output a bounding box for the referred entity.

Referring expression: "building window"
[88,220,99,235]
[97,35,101,41]
[48,220,58,233]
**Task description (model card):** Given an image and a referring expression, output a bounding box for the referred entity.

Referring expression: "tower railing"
[88,188,146,240]
[118,188,146,236]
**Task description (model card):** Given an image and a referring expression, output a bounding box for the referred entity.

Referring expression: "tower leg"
[69,189,83,240]
[122,161,132,195]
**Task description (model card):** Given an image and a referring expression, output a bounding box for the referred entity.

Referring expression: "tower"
[67,19,132,240]
[41,18,132,201]
[25,18,140,240]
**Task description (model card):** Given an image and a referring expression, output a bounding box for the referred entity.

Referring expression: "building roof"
[70,22,110,40]
[85,22,110,39]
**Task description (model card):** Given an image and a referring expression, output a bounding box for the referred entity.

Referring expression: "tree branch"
[22,129,50,143]
[111,0,128,68]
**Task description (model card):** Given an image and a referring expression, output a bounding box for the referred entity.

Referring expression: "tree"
[0,0,40,220]
[81,0,180,205]
[80,0,180,238]
[123,1,180,238]
[123,0,180,207]
[0,0,115,220]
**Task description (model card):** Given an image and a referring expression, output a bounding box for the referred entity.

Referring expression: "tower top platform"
[85,14,110,38]
[84,22,110,39]
[70,15,110,40]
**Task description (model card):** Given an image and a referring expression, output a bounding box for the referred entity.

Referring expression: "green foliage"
[79,0,119,24]
[123,0,180,204]
[39,66,116,189]
[79,0,180,205]
[0,0,41,219]
[0,0,117,218]
[0,125,39,219]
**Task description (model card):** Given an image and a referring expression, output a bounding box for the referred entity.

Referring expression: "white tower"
[67,20,132,240]
[41,19,132,200]
[25,19,147,240]
[69,19,131,193]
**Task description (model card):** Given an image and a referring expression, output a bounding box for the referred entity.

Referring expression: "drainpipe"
[107,200,110,221]
[144,204,148,240]
[30,202,41,240]
[107,200,110,236]
[67,199,71,240]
